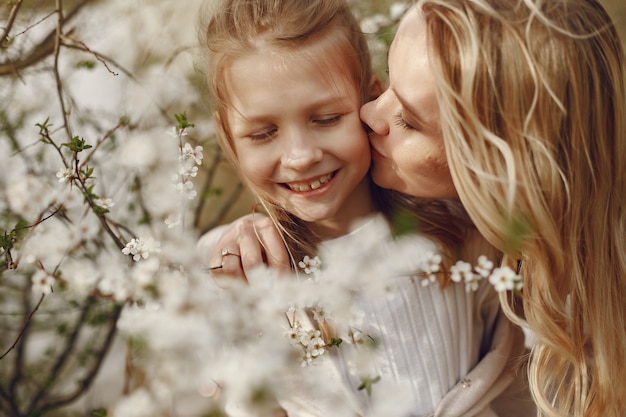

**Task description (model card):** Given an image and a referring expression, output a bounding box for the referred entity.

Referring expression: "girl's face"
[224,43,373,236]
[360,6,457,199]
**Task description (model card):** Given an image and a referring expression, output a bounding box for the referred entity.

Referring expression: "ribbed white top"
[318,215,500,416]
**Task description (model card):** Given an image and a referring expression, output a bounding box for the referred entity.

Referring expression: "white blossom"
[93,197,115,209]
[489,266,522,292]
[450,260,473,283]
[31,270,55,294]
[56,167,75,183]
[122,237,162,262]
[176,179,197,200]
[164,213,182,228]
[298,255,321,275]
[475,255,494,278]
[389,2,411,20]
[180,143,204,166]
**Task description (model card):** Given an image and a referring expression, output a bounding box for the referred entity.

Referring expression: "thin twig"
[80,118,128,169]
[0,0,25,48]
[11,10,56,40]
[0,0,96,76]
[0,294,45,360]
[38,304,122,413]
[53,0,72,141]
[26,296,96,414]
[0,294,46,359]
[0,383,20,417]
[60,35,119,76]
[62,42,136,80]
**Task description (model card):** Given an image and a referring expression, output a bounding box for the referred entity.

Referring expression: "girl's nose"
[360,94,390,136]
[281,130,323,170]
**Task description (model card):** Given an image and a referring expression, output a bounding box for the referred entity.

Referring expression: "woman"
[204,0,626,415]
[360,1,626,416]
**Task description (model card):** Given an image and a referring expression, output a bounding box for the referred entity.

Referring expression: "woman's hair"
[419,0,626,415]
[199,0,375,266]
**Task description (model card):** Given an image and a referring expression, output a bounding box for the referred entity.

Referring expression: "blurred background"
[3,0,624,235]
[1,0,625,415]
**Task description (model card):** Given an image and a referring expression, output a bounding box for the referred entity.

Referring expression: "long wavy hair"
[418,0,626,414]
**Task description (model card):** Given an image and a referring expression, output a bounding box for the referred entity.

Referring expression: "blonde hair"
[419,0,626,415]
[199,0,375,264]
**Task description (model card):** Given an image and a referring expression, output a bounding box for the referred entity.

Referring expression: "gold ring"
[221,249,241,258]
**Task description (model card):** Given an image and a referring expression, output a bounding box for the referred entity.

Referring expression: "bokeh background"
[1,0,625,415]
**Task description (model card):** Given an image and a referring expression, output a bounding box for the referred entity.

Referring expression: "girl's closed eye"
[248,127,277,142]
[313,114,342,126]
[393,110,415,130]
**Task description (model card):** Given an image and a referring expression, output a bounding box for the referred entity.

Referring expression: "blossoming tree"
[2,0,621,416]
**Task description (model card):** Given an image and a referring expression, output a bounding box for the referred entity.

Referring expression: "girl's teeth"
[310,180,321,190]
[288,173,332,192]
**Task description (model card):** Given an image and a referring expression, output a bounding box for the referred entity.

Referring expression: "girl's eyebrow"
[236,94,354,123]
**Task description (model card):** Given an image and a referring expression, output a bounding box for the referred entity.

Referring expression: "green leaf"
[62,136,93,152]
[357,375,381,396]
[83,166,95,179]
[92,206,109,215]
[76,60,96,70]
[329,338,343,348]
[0,229,14,251]
[36,117,52,139]
[175,112,195,130]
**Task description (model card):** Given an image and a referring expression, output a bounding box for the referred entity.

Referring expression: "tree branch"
[38,303,122,413]
[0,0,25,49]
[0,0,96,77]
[26,296,96,414]
[0,293,46,361]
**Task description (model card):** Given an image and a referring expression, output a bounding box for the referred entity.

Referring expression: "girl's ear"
[368,76,384,100]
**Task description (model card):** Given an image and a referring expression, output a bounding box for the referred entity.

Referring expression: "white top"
[328,230,498,415]
[199,215,534,417]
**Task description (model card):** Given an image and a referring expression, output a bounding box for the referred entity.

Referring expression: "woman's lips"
[370,145,386,160]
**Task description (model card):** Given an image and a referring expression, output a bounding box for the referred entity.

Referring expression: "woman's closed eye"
[393,111,415,130]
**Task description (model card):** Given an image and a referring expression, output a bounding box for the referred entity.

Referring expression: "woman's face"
[360,6,457,199]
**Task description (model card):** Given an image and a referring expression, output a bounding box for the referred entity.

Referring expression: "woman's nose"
[360,94,390,136]
[281,131,323,170]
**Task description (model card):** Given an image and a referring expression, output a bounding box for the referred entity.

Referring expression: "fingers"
[207,214,290,283]
[248,215,290,273]
[208,231,248,281]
